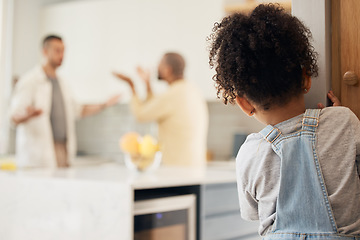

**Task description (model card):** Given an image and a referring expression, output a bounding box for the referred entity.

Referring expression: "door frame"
[331,0,342,101]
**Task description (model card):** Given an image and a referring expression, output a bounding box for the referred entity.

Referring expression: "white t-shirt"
[236,107,360,236]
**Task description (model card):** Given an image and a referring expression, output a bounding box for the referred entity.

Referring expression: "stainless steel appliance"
[134,194,196,240]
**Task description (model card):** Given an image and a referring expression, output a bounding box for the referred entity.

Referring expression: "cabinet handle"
[343,71,359,86]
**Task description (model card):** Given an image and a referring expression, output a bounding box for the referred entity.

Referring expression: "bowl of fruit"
[119,132,162,172]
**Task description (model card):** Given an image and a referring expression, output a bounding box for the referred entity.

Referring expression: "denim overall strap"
[261,109,341,239]
[302,109,320,132]
[260,125,282,144]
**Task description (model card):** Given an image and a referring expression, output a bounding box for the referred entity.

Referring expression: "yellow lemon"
[139,135,158,158]
[0,161,17,171]
[119,132,140,155]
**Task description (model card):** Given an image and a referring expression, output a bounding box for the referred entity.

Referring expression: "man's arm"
[130,93,171,122]
[10,77,43,125]
[112,72,136,95]
[81,95,120,117]
[12,106,42,125]
[136,66,152,97]
[113,72,171,122]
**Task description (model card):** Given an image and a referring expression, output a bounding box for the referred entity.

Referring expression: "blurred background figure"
[10,35,120,168]
[114,52,209,167]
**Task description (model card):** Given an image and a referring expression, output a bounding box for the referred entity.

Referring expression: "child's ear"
[235,96,255,116]
[303,76,312,93]
[302,69,312,93]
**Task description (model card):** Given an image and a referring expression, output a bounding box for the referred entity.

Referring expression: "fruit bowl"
[120,132,162,172]
[124,151,162,172]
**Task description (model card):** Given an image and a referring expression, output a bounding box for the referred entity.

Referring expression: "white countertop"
[0,158,237,240]
[3,159,237,190]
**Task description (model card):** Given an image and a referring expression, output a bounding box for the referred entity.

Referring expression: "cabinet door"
[332,0,360,118]
[201,183,260,240]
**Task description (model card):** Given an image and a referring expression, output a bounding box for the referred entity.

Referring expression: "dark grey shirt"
[49,77,67,143]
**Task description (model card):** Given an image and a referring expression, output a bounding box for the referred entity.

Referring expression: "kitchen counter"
[0,159,237,240]
[12,161,236,190]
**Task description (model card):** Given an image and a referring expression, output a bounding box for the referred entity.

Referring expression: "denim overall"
[260,109,360,240]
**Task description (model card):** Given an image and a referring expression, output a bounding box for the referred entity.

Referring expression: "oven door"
[134,194,196,240]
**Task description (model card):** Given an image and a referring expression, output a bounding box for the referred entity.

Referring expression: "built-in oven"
[134,194,196,240]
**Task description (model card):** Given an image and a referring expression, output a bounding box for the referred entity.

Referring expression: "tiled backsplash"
[206,101,264,160]
[76,101,265,161]
[75,104,155,161]
[8,102,265,162]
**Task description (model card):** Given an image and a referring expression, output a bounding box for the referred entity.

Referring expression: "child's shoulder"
[236,132,278,175]
[236,133,263,163]
[240,132,266,153]
[321,106,352,114]
[320,106,358,125]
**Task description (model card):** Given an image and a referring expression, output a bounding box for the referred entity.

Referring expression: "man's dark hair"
[163,52,185,78]
[42,34,62,48]
[208,4,318,109]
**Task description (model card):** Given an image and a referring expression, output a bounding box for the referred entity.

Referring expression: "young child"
[208,4,360,240]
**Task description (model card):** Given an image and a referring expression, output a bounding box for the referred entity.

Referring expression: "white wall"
[292,0,331,108]
[38,0,224,103]
[12,0,42,76]
[12,0,332,106]
[12,0,79,77]
[0,0,14,154]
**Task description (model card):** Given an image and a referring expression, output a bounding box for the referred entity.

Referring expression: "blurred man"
[10,35,119,168]
[114,52,208,167]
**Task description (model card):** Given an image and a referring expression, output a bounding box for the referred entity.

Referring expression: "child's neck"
[261,95,306,126]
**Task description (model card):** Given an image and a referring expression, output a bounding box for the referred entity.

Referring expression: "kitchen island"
[0,160,259,240]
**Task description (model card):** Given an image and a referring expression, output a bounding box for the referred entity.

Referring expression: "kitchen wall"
[8,101,264,161]
[12,0,86,77]
[0,0,13,154]
[12,0,224,103]
[292,0,331,108]
[7,0,332,160]
[6,0,264,161]
[206,102,264,159]
[11,0,331,107]
[75,101,264,162]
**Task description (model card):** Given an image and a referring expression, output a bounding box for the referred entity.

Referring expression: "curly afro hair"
[208,4,318,109]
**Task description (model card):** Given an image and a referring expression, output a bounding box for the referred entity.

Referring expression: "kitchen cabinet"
[201,183,259,240]
[135,182,260,240]
[0,161,260,240]
[332,0,360,119]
